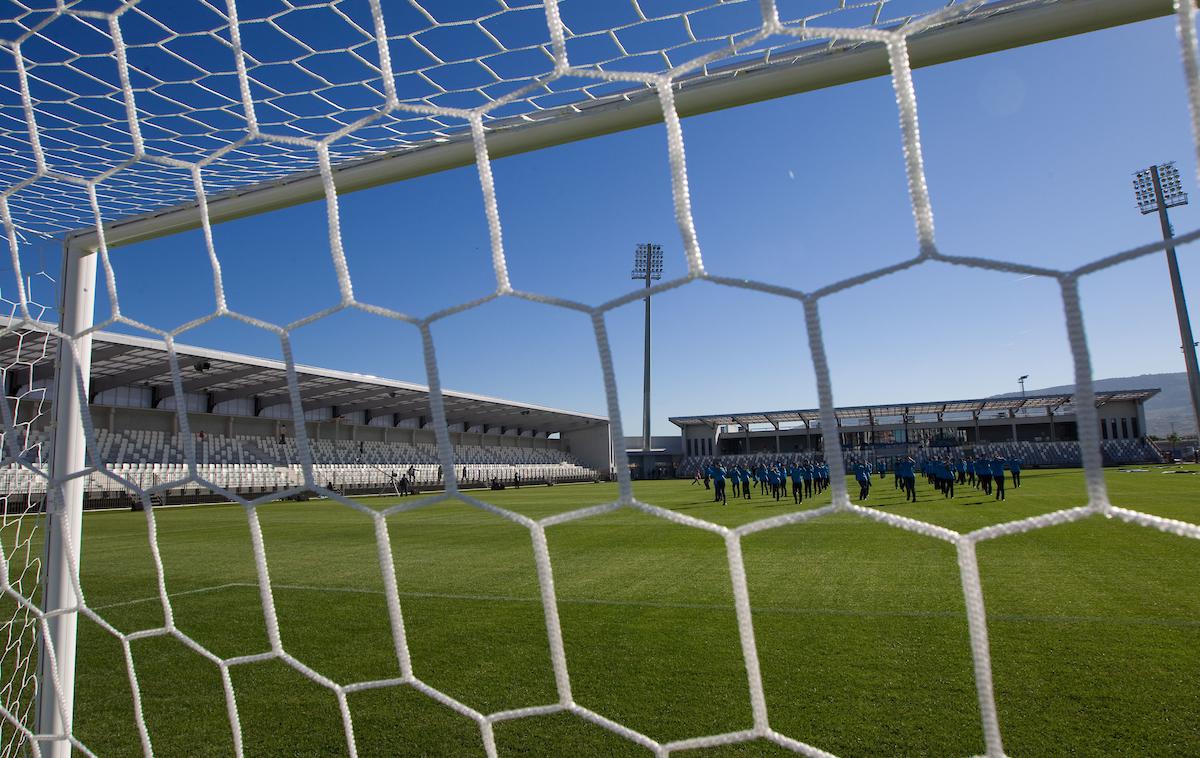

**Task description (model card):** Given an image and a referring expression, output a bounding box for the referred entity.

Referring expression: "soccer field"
[54,468,1200,756]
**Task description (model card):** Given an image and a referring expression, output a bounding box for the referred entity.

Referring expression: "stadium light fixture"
[1132,162,1200,441]
[632,243,663,476]
[1133,162,1187,214]
[1018,375,1028,398]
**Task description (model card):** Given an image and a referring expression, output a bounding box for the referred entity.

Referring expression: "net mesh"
[0,277,53,758]
[0,0,1196,756]
[1,0,1045,237]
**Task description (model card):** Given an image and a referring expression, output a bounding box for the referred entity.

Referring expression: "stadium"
[0,2,1197,758]
[0,325,612,509]
[668,390,1163,470]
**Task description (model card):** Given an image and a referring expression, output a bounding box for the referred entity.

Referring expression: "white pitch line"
[90,582,245,611]
[87,581,1200,629]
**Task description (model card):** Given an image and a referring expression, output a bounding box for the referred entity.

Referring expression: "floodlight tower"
[632,243,663,476]
[1018,375,1028,398]
[1133,162,1200,438]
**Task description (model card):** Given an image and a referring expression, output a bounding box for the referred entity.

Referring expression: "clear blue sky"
[13,13,1200,437]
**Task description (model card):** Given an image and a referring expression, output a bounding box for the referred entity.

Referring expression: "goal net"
[0,1,1197,756]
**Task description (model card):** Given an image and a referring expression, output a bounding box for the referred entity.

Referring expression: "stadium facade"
[1,326,613,505]
[671,390,1157,459]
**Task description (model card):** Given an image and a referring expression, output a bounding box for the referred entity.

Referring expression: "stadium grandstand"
[673,390,1164,475]
[0,325,611,510]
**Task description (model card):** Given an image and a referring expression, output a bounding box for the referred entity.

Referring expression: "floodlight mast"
[1133,163,1200,440]
[632,244,663,477]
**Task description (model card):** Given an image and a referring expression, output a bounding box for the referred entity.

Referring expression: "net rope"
[0,1,1195,756]
[0,0,1046,238]
[0,287,53,758]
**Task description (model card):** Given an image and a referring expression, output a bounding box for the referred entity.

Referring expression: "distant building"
[671,390,1157,457]
[623,436,683,479]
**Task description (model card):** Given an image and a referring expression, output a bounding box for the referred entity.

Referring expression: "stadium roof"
[2,327,606,434]
[669,390,1161,428]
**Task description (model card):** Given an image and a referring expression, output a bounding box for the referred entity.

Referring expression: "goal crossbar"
[67,0,1169,254]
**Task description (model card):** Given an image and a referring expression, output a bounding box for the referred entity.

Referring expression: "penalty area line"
[89,582,246,611]
[89,581,1200,630]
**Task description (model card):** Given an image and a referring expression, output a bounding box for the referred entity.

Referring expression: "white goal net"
[0,1,1197,756]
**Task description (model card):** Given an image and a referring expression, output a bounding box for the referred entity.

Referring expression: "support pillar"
[37,242,98,757]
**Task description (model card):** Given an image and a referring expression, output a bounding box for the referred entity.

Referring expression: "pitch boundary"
[88,582,1200,630]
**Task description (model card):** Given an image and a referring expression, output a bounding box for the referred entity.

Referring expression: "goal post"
[0,0,1196,756]
[37,244,96,758]
[65,0,1173,254]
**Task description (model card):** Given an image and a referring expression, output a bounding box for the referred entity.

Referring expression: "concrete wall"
[561,423,613,475]
[682,425,718,457]
[1096,400,1146,441]
[622,436,683,454]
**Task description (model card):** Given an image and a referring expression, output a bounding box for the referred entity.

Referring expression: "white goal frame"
[23,1,1197,756]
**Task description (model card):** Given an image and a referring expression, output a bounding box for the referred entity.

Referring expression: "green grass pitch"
[23,467,1200,756]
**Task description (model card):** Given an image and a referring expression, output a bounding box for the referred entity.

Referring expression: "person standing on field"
[992,456,1006,501]
[712,463,728,505]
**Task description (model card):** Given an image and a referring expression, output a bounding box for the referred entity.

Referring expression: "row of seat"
[1,428,587,468]
[972,439,1163,466]
[0,459,600,500]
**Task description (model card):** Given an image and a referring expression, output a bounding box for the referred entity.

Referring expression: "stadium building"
[1,326,613,507]
[672,390,1162,469]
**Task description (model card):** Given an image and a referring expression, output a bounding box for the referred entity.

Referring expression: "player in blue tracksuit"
[790,464,804,504]
[941,460,955,498]
[740,466,752,499]
[854,462,871,501]
[1009,457,1022,488]
[768,465,787,501]
[991,457,1006,501]
[978,458,992,495]
[712,464,728,505]
[900,457,917,502]
[730,466,740,498]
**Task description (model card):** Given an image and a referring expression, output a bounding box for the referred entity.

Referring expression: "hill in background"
[998,373,1194,437]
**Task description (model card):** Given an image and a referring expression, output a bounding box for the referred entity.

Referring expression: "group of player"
[692,453,1024,506]
[872,455,1022,502]
[695,460,831,505]
[912,455,1022,501]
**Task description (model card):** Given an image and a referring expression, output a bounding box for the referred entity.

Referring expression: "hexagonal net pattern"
[0,279,54,758]
[0,1,1197,757]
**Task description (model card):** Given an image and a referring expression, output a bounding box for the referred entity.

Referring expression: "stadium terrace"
[671,390,1159,461]
[0,325,613,507]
